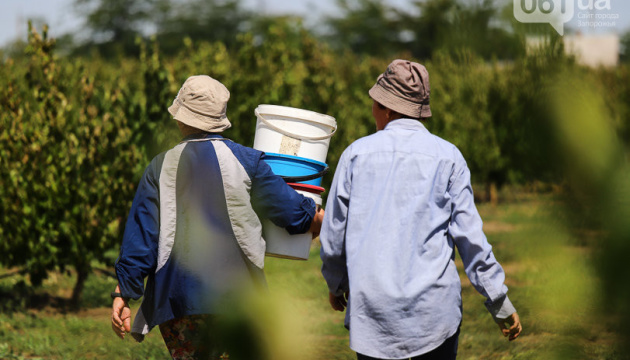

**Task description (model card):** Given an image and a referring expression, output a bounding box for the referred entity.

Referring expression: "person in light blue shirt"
[320,59,522,360]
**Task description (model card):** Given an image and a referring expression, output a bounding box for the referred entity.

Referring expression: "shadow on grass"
[0,267,118,314]
[0,279,73,314]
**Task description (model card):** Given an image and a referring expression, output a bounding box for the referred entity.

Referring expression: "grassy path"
[0,195,626,359]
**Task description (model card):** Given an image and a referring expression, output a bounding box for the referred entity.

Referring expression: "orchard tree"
[72,0,253,56]
[398,0,523,60]
[74,0,154,42]
[325,0,404,56]
[324,0,524,60]
[154,0,253,53]
[0,24,144,307]
[72,0,156,56]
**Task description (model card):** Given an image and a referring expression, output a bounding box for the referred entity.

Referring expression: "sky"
[1,0,629,48]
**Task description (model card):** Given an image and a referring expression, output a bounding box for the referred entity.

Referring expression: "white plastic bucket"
[253,105,337,164]
[264,190,322,260]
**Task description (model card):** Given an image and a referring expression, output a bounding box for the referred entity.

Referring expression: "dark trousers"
[356,327,460,360]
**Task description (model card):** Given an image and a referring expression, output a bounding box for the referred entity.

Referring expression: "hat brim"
[369,84,431,119]
[169,100,231,133]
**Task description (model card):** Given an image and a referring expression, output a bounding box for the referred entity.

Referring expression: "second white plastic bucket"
[264,189,322,260]
[253,104,337,164]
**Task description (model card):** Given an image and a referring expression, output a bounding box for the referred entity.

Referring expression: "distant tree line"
[2,0,628,63]
[66,0,532,60]
[71,0,254,56]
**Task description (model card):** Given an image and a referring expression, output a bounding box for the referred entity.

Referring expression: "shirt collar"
[383,118,428,132]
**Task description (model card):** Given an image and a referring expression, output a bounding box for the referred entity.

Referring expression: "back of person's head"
[168,75,232,133]
[369,60,431,120]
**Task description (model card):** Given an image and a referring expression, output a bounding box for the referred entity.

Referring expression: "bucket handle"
[280,166,329,183]
[255,109,337,141]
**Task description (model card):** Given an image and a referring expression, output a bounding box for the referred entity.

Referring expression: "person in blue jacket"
[110,75,324,359]
[320,60,521,360]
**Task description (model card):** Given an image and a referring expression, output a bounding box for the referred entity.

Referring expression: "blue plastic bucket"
[263,153,328,186]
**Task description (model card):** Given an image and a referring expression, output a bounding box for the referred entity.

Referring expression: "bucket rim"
[256,104,337,128]
[288,183,325,194]
[263,152,327,168]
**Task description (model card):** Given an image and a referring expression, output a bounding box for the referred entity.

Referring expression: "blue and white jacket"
[115,133,315,341]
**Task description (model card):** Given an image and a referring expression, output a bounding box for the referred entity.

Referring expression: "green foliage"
[0,24,145,304]
[326,0,404,56]
[427,50,503,185]
[0,343,29,360]
[80,269,118,308]
[0,278,32,313]
[74,0,154,41]
[71,0,254,57]
[154,0,253,53]
[622,31,630,63]
[326,0,525,60]
[70,0,527,61]
[546,70,630,353]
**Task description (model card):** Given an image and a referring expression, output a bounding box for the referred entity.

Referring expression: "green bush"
[0,25,144,306]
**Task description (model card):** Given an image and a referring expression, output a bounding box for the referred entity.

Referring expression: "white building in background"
[527,33,620,68]
[564,33,620,67]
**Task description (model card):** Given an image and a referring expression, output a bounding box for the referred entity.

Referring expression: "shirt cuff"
[484,295,517,322]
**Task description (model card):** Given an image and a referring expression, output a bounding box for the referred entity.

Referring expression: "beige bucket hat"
[168,75,232,133]
[368,59,432,119]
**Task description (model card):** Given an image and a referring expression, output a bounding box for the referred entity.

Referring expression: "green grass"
[1,194,628,359]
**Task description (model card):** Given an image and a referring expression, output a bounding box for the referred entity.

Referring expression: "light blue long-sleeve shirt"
[320,119,516,359]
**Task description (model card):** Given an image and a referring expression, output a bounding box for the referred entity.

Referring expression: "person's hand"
[111,296,131,339]
[310,206,325,239]
[496,312,522,341]
[328,291,348,312]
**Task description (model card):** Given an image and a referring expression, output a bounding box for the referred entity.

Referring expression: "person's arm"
[447,154,521,341]
[111,162,161,337]
[250,154,316,235]
[320,150,352,310]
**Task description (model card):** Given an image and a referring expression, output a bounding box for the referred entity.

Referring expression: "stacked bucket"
[253,105,337,260]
